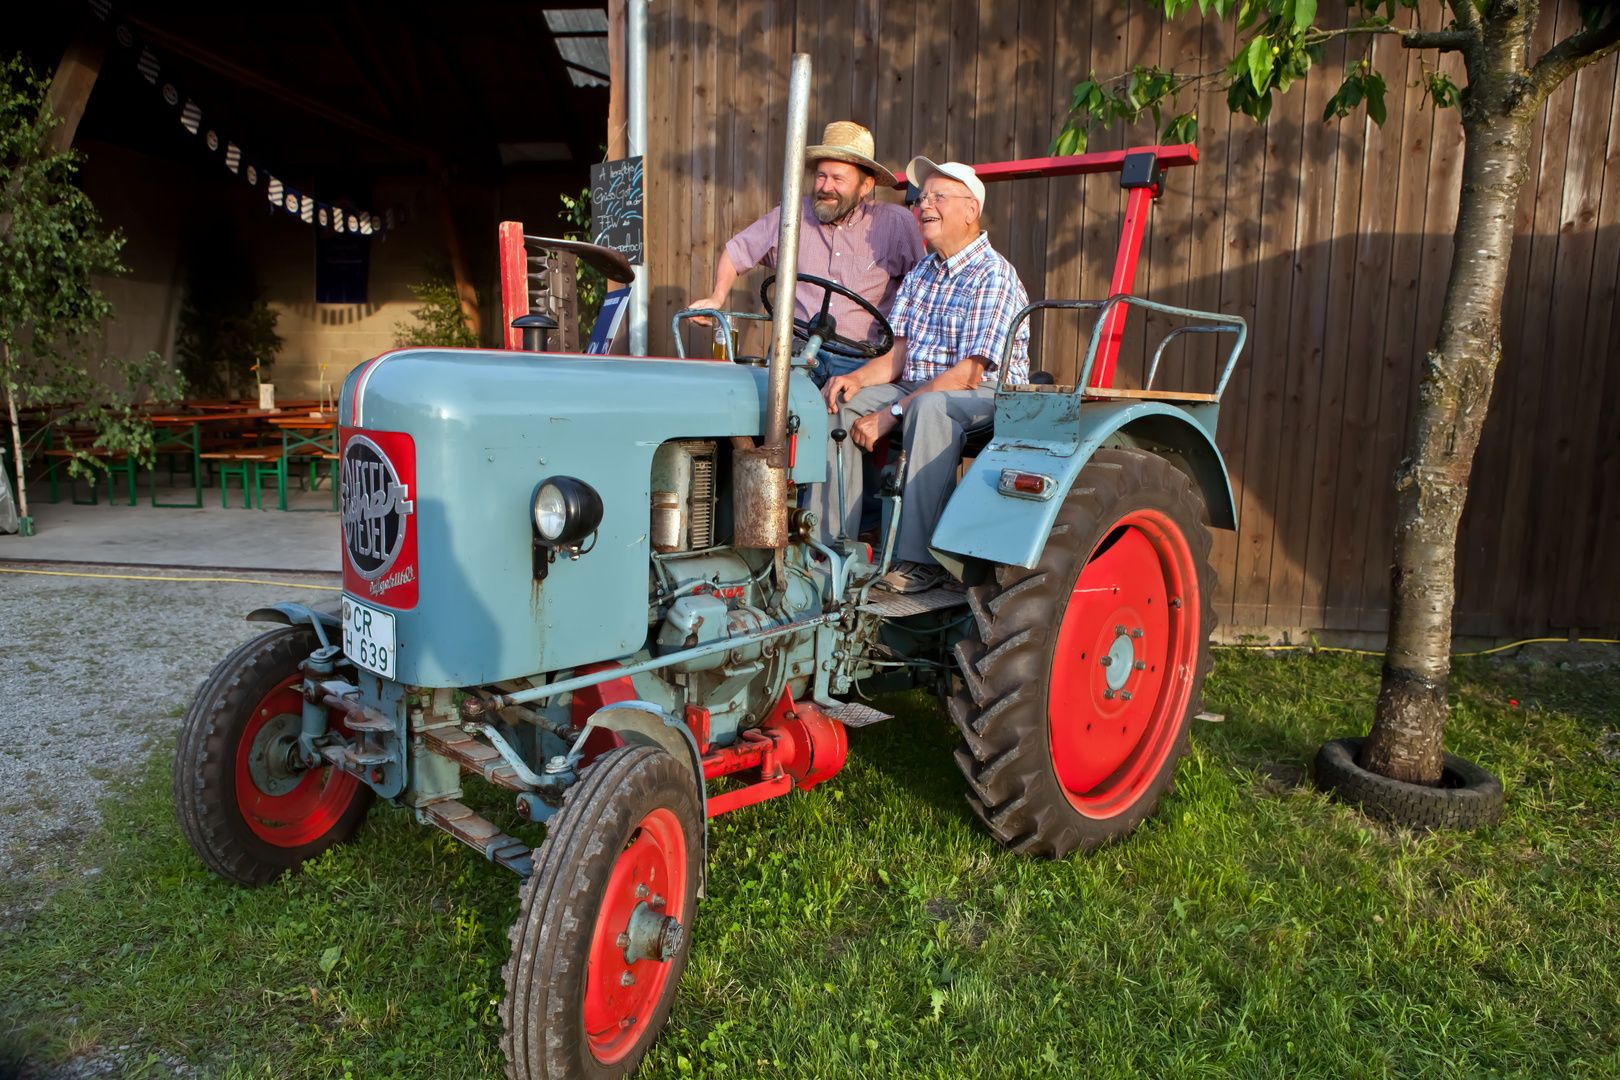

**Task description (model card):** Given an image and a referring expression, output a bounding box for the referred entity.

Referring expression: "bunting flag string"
[88,0,429,240]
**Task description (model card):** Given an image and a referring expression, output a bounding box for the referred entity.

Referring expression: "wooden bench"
[200,448,286,510]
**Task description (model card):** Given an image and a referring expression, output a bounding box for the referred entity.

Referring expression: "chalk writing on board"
[590,157,644,266]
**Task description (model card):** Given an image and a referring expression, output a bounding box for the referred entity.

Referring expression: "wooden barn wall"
[644,0,1620,638]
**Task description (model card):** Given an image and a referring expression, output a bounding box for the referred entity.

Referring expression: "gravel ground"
[0,563,342,879]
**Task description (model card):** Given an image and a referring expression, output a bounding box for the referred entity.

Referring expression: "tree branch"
[1401,29,1473,51]
[1528,15,1620,100]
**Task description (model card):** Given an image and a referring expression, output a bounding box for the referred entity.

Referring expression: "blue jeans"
[808,351,867,388]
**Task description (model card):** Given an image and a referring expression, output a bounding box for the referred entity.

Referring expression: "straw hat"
[805,121,897,188]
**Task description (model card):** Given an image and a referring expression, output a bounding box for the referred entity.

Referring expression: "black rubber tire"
[501,745,703,1080]
[172,625,374,886]
[949,447,1217,858]
[1314,736,1504,830]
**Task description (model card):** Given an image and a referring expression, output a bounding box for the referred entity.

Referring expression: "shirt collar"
[930,231,991,276]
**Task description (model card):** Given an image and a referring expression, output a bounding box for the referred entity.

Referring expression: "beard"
[812,187,860,224]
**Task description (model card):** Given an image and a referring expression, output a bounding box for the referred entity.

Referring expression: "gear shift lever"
[830,427,849,550]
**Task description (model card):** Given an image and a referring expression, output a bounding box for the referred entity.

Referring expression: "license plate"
[342,596,397,679]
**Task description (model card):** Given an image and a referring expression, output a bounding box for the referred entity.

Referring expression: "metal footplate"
[821,700,893,727]
[858,586,969,618]
[421,800,534,877]
[423,728,527,791]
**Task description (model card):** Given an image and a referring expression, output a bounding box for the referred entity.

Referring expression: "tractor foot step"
[858,586,968,618]
[820,700,892,727]
[421,800,533,877]
[423,728,527,791]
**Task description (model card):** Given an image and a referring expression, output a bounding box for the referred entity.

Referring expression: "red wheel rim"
[233,674,362,847]
[584,807,688,1065]
[1047,509,1199,818]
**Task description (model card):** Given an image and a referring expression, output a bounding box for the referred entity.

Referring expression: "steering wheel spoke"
[760,273,895,360]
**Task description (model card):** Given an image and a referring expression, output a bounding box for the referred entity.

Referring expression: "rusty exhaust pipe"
[734,51,811,550]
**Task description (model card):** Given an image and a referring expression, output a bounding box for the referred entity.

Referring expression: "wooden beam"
[45,35,107,154]
[122,14,436,163]
[605,0,627,149]
[437,187,482,339]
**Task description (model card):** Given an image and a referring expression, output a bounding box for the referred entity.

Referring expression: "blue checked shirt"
[888,231,1030,385]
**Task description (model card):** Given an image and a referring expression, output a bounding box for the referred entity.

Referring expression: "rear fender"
[578,700,709,893]
[930,398,1234,573]
[247,602,343,650]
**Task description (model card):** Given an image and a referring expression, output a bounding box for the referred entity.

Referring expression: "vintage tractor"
[171,54,1245,1080]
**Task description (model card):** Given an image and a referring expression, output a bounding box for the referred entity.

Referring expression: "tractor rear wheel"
[502,745,702,1080]
[173,625,374,885]
[950,448,1216,857]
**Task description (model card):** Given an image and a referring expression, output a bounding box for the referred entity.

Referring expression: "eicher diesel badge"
[340,428,419,608]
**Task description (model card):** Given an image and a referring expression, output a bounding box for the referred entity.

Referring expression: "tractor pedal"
[858,586,969,618]
[422,728,527,791]
[421,800,533,876]
[819,700,892,728]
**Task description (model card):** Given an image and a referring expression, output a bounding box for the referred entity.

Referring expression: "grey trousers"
[810,382,996,564]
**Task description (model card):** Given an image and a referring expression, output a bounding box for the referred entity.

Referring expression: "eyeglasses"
[914,192,973,207]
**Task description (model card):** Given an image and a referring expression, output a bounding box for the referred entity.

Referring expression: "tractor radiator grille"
[686,441,717,550]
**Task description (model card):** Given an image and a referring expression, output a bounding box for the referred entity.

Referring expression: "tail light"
[998,469,1057,501]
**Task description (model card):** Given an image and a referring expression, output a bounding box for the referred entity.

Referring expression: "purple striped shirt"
[725,198,925,346]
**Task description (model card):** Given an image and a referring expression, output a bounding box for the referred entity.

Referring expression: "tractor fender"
[246,602,343,650]
[930,400,1235,573]
[578,700,710,892]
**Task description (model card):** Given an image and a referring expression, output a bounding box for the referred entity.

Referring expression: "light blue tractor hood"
[339,348,827,688]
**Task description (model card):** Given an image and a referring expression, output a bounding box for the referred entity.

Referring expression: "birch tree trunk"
[1360,11,1538,784]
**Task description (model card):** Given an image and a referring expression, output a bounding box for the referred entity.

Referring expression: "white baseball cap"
[905,156,985,210]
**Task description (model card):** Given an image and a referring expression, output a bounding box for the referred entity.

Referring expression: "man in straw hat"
[691,121,924,381]
[812,156,1030,594]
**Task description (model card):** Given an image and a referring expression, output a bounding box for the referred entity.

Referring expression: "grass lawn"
[2,651,1617,1079]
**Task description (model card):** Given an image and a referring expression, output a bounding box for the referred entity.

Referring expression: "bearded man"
[691,121,924,381]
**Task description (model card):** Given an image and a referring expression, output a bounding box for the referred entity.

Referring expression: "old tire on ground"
[502,745,702,1080]
[172,624,374,886]
[1314,736,1504,830]
[950,447,1217,858]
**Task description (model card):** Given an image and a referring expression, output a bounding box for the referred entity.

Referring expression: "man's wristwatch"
[889,403,904,419]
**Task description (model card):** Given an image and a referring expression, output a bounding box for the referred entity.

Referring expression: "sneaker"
[874,560,946,594]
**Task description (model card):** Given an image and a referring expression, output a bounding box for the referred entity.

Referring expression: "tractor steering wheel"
[759,273,896,360]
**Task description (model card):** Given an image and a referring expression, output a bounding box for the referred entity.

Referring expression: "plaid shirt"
[888,231,1030,385]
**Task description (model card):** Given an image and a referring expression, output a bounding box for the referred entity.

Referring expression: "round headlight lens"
[533,483,567,539]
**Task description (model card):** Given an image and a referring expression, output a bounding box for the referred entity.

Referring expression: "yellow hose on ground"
[1213,636,1620,658]
[2,567,1615,658]
[0,566,341,590]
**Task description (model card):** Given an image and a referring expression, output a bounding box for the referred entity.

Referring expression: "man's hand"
[850,407,898,451]
[687,294,726,328]
[822,374,861,414]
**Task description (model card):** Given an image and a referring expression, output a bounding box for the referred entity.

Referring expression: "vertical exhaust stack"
[733,52,811,550]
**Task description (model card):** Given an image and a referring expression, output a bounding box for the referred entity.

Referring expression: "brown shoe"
[857,528,881,547]
[874,560,946,594]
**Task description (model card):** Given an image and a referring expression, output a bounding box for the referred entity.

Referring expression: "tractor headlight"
[531,476,604,547]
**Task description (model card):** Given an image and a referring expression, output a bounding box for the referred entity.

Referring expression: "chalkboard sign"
[590,156,644,266]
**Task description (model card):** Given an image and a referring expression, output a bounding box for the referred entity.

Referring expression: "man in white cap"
[812,157,1030,594]
[691,121,925,381]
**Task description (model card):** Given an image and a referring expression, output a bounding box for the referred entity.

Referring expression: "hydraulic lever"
[830,427,849,552]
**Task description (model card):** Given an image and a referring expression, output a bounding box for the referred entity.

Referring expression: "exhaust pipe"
[734,51,811,550]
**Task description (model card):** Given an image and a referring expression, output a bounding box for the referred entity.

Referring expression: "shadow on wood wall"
[644,0,1620,637]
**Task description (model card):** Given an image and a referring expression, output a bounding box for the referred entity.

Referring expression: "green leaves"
[1049,67,1200,157]
[1424,70,1462,111]
[1245,35,1273,96]
[1323,67,1389,125]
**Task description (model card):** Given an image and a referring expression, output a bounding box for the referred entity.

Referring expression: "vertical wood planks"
[642,0,1619,637]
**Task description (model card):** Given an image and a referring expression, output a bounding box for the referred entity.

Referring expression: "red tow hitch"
[699,692,847,817]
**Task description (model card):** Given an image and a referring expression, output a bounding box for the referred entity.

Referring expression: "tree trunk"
[1360,23,1536,784]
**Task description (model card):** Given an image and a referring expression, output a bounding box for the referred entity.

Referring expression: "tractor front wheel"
[502,745,702,1080]
[950,448,1217,857]
[173,624,374,885]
